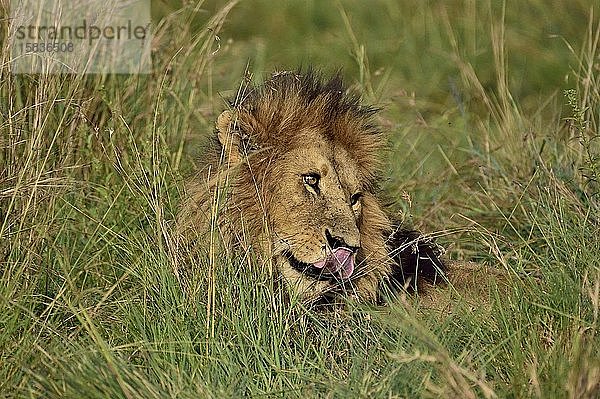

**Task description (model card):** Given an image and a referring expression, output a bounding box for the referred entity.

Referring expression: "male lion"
[177,70,447,304]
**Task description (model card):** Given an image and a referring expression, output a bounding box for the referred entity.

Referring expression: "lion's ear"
[216,110,259,163]
[216,110,242,163]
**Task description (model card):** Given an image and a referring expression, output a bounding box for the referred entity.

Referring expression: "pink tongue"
[312,247,355,279]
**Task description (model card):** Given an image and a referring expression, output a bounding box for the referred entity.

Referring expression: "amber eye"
[350,192,362,206]
[302,174,320,188]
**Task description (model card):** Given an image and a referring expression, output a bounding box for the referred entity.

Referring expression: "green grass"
[1,0,599,397]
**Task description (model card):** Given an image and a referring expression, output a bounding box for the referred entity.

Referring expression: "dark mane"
[232,69,378,123]
[227,68,384,184]
[385,228,447,295]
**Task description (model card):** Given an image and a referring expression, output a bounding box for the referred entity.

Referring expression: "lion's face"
[204,71,393,301]
[266,135,366,298]
[178,70,446,304]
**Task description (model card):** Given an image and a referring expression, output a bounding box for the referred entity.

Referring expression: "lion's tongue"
[313,247,355,279]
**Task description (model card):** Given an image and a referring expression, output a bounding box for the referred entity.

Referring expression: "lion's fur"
[177,69,446,303]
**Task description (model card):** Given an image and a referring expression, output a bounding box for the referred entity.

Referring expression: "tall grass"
[1,0,599,397]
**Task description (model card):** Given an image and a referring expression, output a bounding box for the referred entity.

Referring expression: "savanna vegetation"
[1,0,599,397]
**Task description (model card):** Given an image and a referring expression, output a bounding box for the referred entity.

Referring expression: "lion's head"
[178,70,444,303]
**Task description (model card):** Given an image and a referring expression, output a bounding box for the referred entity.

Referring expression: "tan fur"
[177,71,404,302]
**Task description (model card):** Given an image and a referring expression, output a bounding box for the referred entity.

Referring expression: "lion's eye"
[350,192,362,206]
[302,174,320,188]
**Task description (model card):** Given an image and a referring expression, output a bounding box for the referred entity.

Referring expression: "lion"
[177,69,448,304]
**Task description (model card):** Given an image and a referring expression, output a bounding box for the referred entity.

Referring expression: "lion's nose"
[325,229,359,252]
